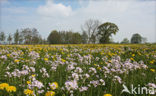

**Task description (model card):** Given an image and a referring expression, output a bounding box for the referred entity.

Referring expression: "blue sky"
[0,0,156,43]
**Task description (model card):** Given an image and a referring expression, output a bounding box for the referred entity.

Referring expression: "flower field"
[0,44,156,96]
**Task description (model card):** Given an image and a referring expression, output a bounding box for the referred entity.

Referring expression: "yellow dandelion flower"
[14,59,20,63]
[50,82,58,90]
[97,67,101,70]
[132,54,135,57]
[27,81,31,84]
[32,74,36,77]
[0,83,9,90]
[130,58,134,61]
[150,60,154,64]
[7,54,10,57]
[44,58,48,61]
[104,94,112,96]
[6,86,16,92]
[61,59,66,63]
[150,69,155,72]
[45,91,55,96]
[24,89,33,95]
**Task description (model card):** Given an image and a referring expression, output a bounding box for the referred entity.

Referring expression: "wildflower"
[6,86,16,92]
[0,83,9,90]
[24,89,33,95]
[147,83,156,88]
[32,74,36,77]
[150,69,155,72]
[45,91,55,96]
[61,59,66,63]
[104,94,112,96]
[132,54,135,57]
[7,54,10,57]
[27,81,31,84]
[130,58,134,61]
[65,80,78,91]
[14,59,20,63]
[50,82,58,90]
[44,58,48,61]
[150,60,154,64]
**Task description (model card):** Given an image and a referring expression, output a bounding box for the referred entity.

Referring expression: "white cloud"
[2,7,28,14]
[1,0,156,42]
[36,0,156,42]
[37,0,72,17]
[0,0,10,5]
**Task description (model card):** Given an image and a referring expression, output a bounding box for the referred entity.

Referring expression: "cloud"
[1,0,156,42]
[2,7,28,14]
[37,0,72,17]
[0,0,10,5]
[36,0,155,42]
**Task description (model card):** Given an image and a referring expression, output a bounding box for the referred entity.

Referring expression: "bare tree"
[81,19,100,44]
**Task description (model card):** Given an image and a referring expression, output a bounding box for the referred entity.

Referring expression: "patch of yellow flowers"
[45,91,55,96]
[150,69,155,72]
[45,82,58,96]
[0,83,16,93]
[24,89,34,95]
[103,94,112,96]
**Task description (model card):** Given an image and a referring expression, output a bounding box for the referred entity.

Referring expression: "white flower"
[79,86,88,92]
[147,83,156,88]
[65,80,78,91]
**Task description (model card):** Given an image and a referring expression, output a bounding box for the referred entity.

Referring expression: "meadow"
[0,44,155,96]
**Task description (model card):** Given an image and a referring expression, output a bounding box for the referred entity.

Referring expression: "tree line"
[0,19,148,45]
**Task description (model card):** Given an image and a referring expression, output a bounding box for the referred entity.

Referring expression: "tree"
[71,32,82,44]
[14,29,20,44]
[20,28,41,44]
[7,34,12,44]
[81,31,88,44]
[63,31,73,44]
[81,19,100,44]
[131,33,142,44]
[21,28,32,44]
[31,28,42,44]
[97,22,119,44]
[121,38,129,44]
[0,32,6,44]
[47,30,62,44]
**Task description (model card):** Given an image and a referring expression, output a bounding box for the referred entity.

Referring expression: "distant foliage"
[97,22,119,44]
[1,20,149,45]
[131,33,142,44]
[47,30,82,44]
[121,38,129,44]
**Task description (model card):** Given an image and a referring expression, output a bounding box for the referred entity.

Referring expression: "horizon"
[0,0,156,43]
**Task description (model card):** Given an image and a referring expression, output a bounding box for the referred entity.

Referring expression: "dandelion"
[6,86,16,92]
[50,82,58,90]
[132,54,135,57]
[45,91,55,96]
[14,59,20,63]
[0,83,9,90]
[103,94,112,96]
[24,89,34,95]
[150,69,155,72]
[27,81,31,84]
[7,54,10,57]
[130,58,134,61]
[44,58,48,61]
[32,74,36,77]
[150,60,154,64]
[61,59,66,62]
